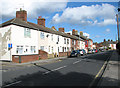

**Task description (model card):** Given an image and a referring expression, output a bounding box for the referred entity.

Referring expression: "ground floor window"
[30,46,36,53]
[40,46,44,51]
[51,47,53,53]
[16,46,23,54]
[67,47,69,51]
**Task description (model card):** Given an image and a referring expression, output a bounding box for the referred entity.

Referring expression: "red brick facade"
[38,50,48,59]
[12,54,39,63]
[59,52,71,57]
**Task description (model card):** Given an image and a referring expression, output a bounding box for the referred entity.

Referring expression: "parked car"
[70,50,81,57]
[79,49,87,56]
[92,49,96,53]
[99,49,104,52]
[88,49,93,54]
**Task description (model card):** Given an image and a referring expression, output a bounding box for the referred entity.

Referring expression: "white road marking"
[43,65,67,75]
[51,66,67,71]
[73,60,81,64]
[4,81,21,87]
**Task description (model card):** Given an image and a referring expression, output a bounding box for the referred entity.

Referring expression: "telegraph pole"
[116,14,120,42]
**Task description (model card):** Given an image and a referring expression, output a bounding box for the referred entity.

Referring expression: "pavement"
[98,50,120,87]
[1,56,68,66]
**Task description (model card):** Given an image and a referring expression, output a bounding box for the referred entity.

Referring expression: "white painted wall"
[11,25,39,55]
[80,40,85,49]
[38,31,71,56]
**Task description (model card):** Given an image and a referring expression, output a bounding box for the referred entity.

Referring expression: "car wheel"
[77,54,80,58]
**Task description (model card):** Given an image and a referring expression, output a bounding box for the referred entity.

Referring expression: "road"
[3,50,113,87]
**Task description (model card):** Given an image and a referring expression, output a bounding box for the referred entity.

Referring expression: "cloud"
[51,3,117,26]
[83,33,90,38]
[105,28,110,32]
[94,35,100,38]
[1,0,67,20]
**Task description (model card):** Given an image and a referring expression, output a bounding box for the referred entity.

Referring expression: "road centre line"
[43,65,67,75]
[73,60,81,64]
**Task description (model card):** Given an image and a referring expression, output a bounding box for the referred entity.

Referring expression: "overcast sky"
[1,0,119,43]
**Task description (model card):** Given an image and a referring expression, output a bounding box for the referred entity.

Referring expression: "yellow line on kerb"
[95,61,107,78]
[88,60,108,88]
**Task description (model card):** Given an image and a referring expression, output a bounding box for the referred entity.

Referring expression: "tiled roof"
[0,18,37,30]
[0,18,87,40]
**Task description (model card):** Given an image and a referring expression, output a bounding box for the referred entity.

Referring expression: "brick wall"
[58,27,64,32]
[12,54,39,63]
[16,9,27,21]
[38,50,48,59]
[59,52,71,57]
[37,16,45,27]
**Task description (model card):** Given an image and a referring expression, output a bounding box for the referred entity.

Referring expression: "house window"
[30,46,36,53]
[51,47,53,53]
[49,46,50,52]
[24,28,31,38]
[72,40,74,45]
[65,47,66,52]
[58,47,59,52]
[40,46,44,51]
[67,47,69,51]
[16,46,23,54]
[40,32,44,39]
[57,35,59,42]
[51,34,53,41]
[64,38,66,44]
[67,39,69,44]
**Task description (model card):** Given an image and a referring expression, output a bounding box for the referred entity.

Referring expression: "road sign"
[8,43,12,48]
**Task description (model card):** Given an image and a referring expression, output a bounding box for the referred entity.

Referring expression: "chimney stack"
[72,29,76,35]
[80,31,83,36]
[37,16,46,27]
[16,8,27,21]
[51,26,57,31]
[59,27,64,32]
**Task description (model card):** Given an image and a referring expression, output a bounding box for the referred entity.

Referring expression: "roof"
[0,18,38,30]
[0,18,79,40]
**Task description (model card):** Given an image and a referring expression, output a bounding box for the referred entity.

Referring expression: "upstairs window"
[51,34,53,41]
[40,32,44,39]
[72,40,74,45]
[67,39,69,44]
[64,38,66,44]
[57,35,59,42]
[24,28,31,38]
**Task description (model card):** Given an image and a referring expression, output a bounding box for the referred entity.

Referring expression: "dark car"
[70,50,81,57]
[99,49,104,52]
[88,49,93,54]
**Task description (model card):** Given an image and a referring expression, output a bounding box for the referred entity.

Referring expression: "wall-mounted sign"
[8,43,12,48]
